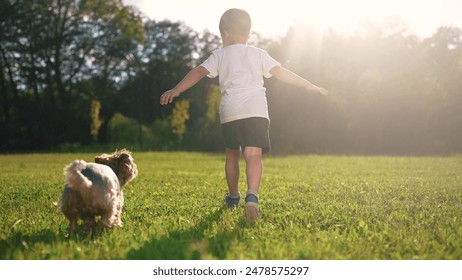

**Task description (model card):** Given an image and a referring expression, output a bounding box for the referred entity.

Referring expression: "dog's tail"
[64,160,92,190]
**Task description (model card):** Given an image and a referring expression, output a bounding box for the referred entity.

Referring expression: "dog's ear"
[117,153,132,170]
[117,152,138,186]
[118,153,130,161]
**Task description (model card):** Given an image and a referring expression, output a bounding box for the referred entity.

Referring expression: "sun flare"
[128,0,461,39]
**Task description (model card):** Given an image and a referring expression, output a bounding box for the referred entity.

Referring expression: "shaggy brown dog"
[60,149,138,233]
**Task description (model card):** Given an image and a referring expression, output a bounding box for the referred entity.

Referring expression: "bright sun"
[245,0,429,37]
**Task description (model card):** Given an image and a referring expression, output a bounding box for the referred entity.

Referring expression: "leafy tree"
[0,0,144,150]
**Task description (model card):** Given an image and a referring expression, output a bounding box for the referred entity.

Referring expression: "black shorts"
[221,117,270,154]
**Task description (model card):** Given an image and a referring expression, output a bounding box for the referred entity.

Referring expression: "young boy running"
[160,8,328,222]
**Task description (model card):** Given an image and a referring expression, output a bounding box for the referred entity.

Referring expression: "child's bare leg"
[243,147,262,194]
[225,148,241,197]
[243,147,262,222]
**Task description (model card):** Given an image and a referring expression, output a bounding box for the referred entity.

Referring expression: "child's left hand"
[315,87,328,96]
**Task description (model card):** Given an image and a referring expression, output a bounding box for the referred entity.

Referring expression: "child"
[160,8,328,222]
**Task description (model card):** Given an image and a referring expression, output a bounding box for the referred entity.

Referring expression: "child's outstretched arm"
[160,66,210,105]
[269,66,328,96]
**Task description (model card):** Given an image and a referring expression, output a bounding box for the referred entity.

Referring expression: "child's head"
[219,8,251,38]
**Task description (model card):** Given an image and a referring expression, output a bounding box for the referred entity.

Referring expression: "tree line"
[1,0,461,155]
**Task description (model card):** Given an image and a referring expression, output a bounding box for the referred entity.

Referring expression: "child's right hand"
[160,89,180,105]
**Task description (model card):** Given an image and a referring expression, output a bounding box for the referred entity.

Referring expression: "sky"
[123,0,462,39]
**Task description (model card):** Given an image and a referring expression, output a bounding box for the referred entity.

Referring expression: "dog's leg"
[101,211,123,228]
[100,210,115,228]
[114,191,124,227]
[84,216,96,234]
[70,219,78,233]
[113,212,123,227]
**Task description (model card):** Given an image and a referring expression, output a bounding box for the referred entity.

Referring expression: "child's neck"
[223,40,247,47]
[222,32,249,47]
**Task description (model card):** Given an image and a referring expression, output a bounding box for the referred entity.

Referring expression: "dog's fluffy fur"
[60,149,138,233]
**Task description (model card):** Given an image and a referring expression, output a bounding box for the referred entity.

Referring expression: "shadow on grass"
[127,206,250,260]
[0,225,107,259]
[0,229,61,259]
[0,208,251,259]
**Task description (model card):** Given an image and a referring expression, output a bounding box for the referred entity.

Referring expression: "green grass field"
[0,152,461,259]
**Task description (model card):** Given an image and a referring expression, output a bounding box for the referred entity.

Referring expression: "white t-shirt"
[200,44,281,124]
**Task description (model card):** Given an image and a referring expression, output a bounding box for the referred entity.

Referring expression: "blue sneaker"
[225,192,240,208]
[244,192,260,223]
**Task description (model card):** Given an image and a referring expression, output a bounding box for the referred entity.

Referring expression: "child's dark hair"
[219,8,251,36]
